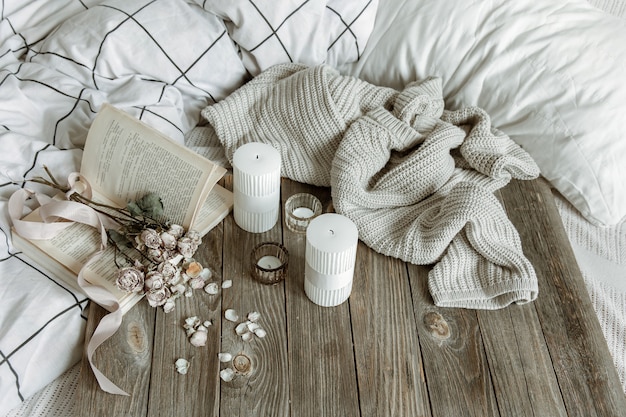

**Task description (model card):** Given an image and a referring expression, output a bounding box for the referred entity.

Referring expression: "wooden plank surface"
[76,177,626,417]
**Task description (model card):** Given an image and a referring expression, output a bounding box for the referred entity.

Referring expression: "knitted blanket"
[202,63,541,309]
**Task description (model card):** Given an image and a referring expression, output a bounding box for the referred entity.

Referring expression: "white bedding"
[1,0,625,415]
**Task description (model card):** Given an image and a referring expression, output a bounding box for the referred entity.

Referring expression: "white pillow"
[195,0,379,76]
[339,0,626,226]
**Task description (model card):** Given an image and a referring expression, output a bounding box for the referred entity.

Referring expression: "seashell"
[175,358,190,375]
[247,311,261,322]
[218,352,233,363]
[163,299,176,314]
[185,328,196,337]
[235,322,248,335]
[184,316,200,329]
[203,320,212,327]
[219,368,235,382]
[190,329,207,347]
[221,280,232,289]
[247,322,260,332]
[184,287,193,297]
[173,283,186,294]
[200,267,212,280]
[253,328,267,338]
[204,282,219,295]
[241,332,254,342]
[224,309,239,322]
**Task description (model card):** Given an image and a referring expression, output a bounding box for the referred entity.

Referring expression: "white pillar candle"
[304,213,358,307]
[232,142,281,233]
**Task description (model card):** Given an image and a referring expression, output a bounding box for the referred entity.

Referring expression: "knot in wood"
[126,321,147,353]
[233,354,252,375]
[424,312,450,340]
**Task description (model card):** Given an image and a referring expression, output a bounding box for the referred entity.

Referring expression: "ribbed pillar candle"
[232,142,281,233]
[305,213,358,307]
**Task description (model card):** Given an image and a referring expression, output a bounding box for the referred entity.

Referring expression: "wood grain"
[75,177,626,417]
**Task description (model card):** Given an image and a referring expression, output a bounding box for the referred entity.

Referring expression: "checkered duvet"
[0,0,378,413]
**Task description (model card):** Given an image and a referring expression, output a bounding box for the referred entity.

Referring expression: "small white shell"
[204,282,219,295]
[221,280,233,289]
[218,352,233,363]
[189,330,207,347]
[235,322,248,335]
[203,320,212,327]
[241,332,254,342]
[185,328,196,337]
[184,316,200,329]
[224,309,239,322]
[184,287,193,297]
[200,268,212,280]
[163,299,176,314]
[220,368,235,382]
[247,311,261,322]
[247,322,260,332]
[175,358,190,375]
[254,328,267,338]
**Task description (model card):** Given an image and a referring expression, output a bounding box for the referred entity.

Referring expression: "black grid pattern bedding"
[0,0,378,413]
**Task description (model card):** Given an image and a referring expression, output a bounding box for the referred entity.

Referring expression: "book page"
[81,104,226,229]
[192,184,234,235]
[12,213,141,313]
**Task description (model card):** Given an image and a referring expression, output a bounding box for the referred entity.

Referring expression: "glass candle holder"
[284,193,322,233]
[250,242,289,285]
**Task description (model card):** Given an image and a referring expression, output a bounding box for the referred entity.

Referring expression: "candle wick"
[255,155,259,159]
[330,229,334,235]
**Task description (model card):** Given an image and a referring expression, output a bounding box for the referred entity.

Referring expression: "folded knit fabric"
[202,63,541,309]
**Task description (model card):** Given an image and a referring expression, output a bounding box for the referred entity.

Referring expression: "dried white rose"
[140,228,162,249]
[177,237,197,259]
[168,224,185,239]
[172,283,186,294]
[158,260,178,280]
[146,286,171,307]
[185,229,202,245]
[160,231,178,250]
[147,247,166,263]
[163,298,177,313]
[144,271,165,291]
[115,266,144,293]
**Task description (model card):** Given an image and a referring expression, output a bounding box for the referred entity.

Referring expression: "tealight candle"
[250,242,289,285]
[284,193,322,233]
[304,213,358,307]
[232,142,281,233]
[292,207,314,218]
[257,255,282,269]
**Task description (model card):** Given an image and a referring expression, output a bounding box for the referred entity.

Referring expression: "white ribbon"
[9,174,129,396]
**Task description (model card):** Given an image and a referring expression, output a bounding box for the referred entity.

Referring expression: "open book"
[12,104,233,313]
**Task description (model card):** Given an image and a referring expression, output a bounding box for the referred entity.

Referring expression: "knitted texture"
[202,63,540,309]
[202,63,397,187]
